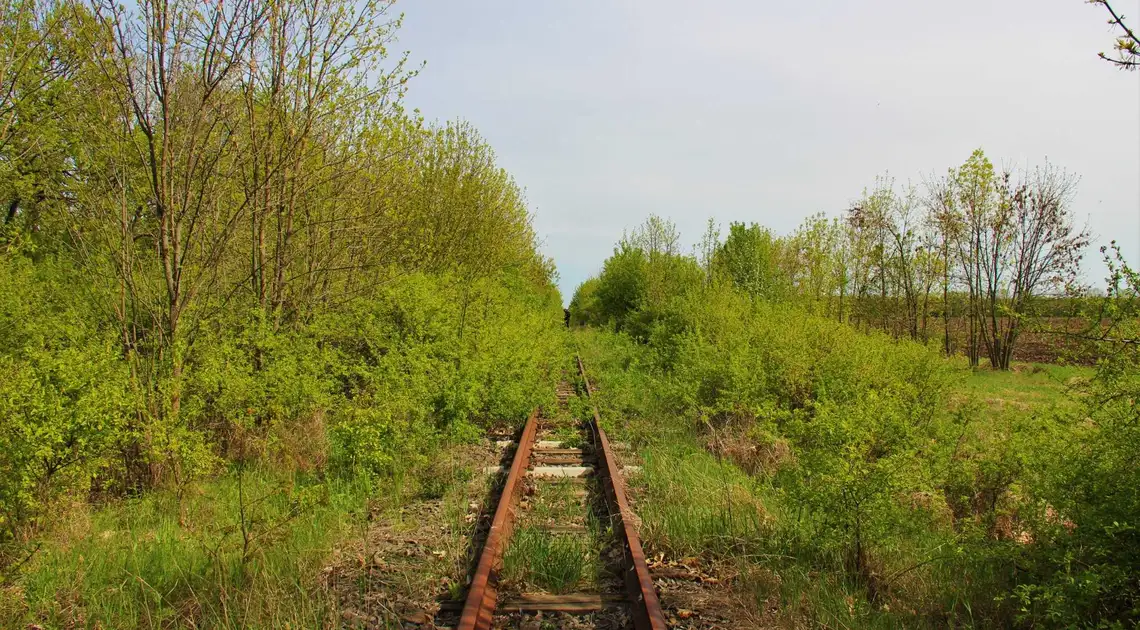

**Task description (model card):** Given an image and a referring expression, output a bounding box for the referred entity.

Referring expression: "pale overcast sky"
[396,0,1140,302]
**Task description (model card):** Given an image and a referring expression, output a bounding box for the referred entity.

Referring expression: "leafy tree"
[569,276,603,326]
[624,213,681,257]
[595,243,648,331]
[714,222,789,302]
[934,151,1088,369]
[694,217,720,285]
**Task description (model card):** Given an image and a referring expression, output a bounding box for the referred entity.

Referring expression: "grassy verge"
[634,443,769,559]
[2,467,372,628]
[0,443,495,629]
[630,438,923,627]
[955,359,1090,418]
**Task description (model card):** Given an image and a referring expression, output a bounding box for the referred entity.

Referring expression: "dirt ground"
[320,441,502,629]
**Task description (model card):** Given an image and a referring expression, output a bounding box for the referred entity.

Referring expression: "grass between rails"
[501,526,599,594]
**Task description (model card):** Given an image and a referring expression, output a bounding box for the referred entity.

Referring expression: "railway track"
[455,356,666,630]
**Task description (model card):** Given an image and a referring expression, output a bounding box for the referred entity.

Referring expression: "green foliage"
[0,256,131,539]
[187,311,333,464]
[573,215,706,344]
[0,261,561,544]
[572,224,1135,626]
[1006,244,1140,625]
[714,222,790,302]
[593,243,648,331]
[320,272,561,475]
[568,276,603,326]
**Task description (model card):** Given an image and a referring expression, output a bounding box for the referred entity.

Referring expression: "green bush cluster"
[317,272,562,475]
[0,264,561,544]
[0,0,565,555]
[571,222,1139,627]
[0,257,132,538]
[1010,245,1140,624]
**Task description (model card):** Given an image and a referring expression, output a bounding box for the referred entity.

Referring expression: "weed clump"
[501,527,594,594]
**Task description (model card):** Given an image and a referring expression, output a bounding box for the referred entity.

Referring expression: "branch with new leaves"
[1089,0,1140,69]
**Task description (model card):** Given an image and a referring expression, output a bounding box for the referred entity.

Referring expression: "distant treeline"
[575,150,1094,368]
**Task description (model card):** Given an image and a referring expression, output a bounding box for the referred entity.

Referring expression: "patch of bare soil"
[933,317,1101,365]
[648,555,775,630]
[320,442,502,629]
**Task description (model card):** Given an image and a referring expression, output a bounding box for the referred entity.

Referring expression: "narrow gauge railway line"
[455,357,666,630]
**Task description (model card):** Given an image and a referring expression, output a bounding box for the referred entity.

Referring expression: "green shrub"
[319,272,561,474]
[1007,248,1140,625]
[0,256,131,541]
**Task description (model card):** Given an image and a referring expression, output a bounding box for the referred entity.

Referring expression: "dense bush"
[0,262,561,544]
[0,0,566,554]
[319,272,561,474]
[0,256,131,539]
[1009,246,1140,624]
[571,225,1138,627]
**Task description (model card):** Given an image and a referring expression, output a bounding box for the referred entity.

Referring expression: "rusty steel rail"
[577,355,668,630]
[457,361,665,630]
[458,408,539,630]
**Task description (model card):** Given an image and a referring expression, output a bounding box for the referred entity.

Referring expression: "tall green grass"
[501,527,595,594]
[636,443,770,558]
[3,467,377,629]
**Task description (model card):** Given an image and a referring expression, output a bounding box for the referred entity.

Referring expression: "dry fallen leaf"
[401,610,432,625]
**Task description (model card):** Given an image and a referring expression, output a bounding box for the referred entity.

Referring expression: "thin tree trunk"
[942,247,950,355]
